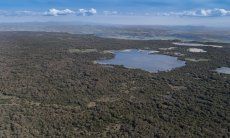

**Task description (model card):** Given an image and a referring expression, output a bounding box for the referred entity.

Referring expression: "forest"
[0,32,229,137]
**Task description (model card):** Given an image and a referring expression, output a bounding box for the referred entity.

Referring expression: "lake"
[173,42,223,48]
[216,67,230,75]
[97,49,186,73]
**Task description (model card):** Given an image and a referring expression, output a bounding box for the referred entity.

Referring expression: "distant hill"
[0,22,230,43]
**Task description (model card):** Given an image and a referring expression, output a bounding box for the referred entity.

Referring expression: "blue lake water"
[97,49,186,73]
[216,67,230,75]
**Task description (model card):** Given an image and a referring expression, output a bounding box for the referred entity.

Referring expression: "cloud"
[103,11,118,15]
[77,8,97,16]
[0,10,41,16]
[0,8,98,17]
[44,8,75,16]
[163,8,230,17]
[15,10,41,16]
[0,8,229,18]
[0,10,9,16]
[44,8,97,16]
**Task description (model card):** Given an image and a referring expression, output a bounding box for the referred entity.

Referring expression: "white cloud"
[77,8,97,16]
[0,10,41,16]
[163,8,230,17]
[44,8,97,16]
[103,11,118,15]
[145,13,150,16]
[0,8,229,18]
[0,10,9,16]
[15,10,40,16]
[0,8,97,17]
[44,8,75,16]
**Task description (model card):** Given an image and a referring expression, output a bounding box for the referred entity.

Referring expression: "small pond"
[216,67,230,75]
[97,49,186,73]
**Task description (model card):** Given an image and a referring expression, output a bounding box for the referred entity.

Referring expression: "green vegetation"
[0,32,229,137]
[69,48,98,53]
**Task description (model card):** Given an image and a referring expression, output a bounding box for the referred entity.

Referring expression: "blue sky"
[0,0,230,26]
[1,0,230,11]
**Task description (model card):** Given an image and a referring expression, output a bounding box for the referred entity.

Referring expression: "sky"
[0,0,230,26]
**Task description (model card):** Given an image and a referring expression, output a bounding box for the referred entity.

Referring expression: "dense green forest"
[0,32,229,137]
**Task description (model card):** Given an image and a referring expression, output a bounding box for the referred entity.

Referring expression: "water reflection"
[97,49,186,73]
[216,67,230,75]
